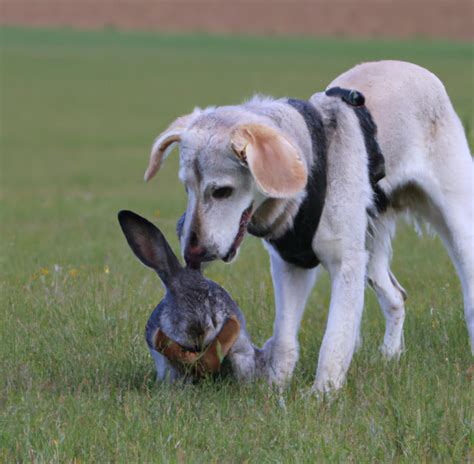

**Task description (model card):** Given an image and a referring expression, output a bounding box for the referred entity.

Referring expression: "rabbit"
[118,210,264,382]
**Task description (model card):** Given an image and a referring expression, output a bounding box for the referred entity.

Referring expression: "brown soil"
[1,0,473,41]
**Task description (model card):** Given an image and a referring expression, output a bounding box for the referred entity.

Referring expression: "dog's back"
[325,61,472,196]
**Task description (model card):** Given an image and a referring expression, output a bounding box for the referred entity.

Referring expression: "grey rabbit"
[118,210,263,382]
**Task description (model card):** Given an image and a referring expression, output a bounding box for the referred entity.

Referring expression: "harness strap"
[325,87,388,213]
[267,99,327,269]
[256,90,388,269]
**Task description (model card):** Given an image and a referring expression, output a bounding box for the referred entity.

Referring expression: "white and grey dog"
[144,60,473,392]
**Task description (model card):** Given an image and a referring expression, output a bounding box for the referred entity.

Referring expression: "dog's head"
[144,105,308,268]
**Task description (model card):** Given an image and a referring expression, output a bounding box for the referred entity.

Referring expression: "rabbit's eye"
[212,186,233,200]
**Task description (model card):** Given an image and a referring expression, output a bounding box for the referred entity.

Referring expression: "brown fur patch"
[154,329,199,365]
[153,315,241,377]
[197,315,241,373]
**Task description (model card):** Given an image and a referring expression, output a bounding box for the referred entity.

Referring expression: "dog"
[143,60,474,392]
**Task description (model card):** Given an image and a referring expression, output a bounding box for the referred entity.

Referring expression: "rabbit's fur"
[118,210,263,382]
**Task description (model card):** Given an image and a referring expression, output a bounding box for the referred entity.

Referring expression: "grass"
[1,27,473,462]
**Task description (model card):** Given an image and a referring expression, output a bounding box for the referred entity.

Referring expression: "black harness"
[267,99,328,268]
[326,87,388,213]
[261,88,387,269]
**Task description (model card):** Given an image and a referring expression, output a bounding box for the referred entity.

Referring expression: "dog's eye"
[212,186,233,200]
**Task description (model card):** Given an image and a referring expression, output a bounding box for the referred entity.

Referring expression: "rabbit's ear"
[118,210,182,284]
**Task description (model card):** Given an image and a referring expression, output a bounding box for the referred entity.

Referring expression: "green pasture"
[1,27,473,462]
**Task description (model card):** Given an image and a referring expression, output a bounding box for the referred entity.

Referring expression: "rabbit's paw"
[231,352,256,382]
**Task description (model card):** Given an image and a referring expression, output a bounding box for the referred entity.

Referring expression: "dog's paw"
[312,372,345,394]
[309,385,338,404]
[313,358,347,393]
[380,332,405,360]
[262,337,299,388]
[380,343,403,360]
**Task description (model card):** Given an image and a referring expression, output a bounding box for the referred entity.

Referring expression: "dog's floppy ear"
[230,124,307,198]
[144,110,200,182]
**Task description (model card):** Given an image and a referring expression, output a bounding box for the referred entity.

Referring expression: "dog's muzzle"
[223,204,253,263]
[153,315,241,377]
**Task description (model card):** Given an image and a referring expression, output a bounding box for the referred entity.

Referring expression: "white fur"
[327,61,474,364]
[150,349,180,383]
[310,104,373,391]
[147,60,474,392]
[263,245,320,386]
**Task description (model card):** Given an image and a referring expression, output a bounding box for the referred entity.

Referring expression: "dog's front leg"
[263,247,319,387]
[313,249,367,393]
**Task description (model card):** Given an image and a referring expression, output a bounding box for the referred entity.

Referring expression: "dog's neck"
[245,97,329,241]
[248,197,302,240]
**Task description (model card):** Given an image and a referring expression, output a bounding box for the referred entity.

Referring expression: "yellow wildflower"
[40,267,49,276]
[104,265,110,274]
[69,268,78,278]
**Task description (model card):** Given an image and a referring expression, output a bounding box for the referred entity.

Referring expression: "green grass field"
[1,27,473,462]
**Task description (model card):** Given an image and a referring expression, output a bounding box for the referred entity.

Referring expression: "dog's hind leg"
[366,212,407,359]
[408,111,474,353]
[444,218,474,354]
[417,176,474,354]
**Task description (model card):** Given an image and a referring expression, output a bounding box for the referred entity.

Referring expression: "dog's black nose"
[189,230,199,248]
[185,247,217,270]
[184,231,202,267]
[184,242,207,270]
